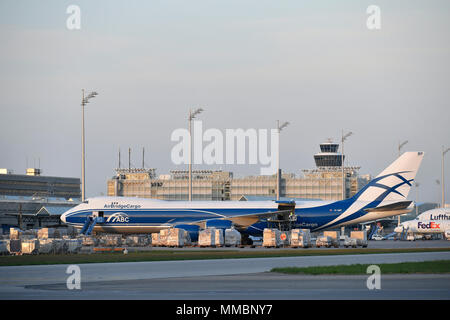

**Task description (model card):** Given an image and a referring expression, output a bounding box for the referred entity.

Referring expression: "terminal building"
[107,141,370,202]
[108,168,232,201]
[0,168,80,232]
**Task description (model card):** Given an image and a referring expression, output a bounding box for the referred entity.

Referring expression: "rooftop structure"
[0,168,81,199]
[107,140,370,202]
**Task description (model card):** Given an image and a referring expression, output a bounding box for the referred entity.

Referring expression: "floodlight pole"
[188,108,204,201]
[81,89,98,202]
[341,130,352,237]
[442,146,450,208]
[397,140,408,226]
[81,89,86,202]
[276,121,289,201]
[415,182,420,217]
[189,110,192,201]
[341,130,352,201]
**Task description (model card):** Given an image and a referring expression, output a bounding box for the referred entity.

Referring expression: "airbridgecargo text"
[176,304,272,317]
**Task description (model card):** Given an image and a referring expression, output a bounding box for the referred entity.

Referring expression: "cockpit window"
[82,200,89,204]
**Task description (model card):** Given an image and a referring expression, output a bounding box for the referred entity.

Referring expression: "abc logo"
[108,213,130,223]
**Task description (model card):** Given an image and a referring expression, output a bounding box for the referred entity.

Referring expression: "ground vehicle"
[316,236,333,248]
[344,231,368,248]
[372,234,384,241]
[344,236,358,248]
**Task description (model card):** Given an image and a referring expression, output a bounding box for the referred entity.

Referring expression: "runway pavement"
[1,250,449,299]
[20,273,450,300]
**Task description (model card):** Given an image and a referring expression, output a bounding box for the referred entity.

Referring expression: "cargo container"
[262,228,282,248]
[316,236,333,248]
[350,230,368,247]
[214,229,224,247]
[323,231,340,248]
[182,230,192,246]
[37,228,67,239]
[38,239,55,254]
[80,236,98,247]
[198,228,216,247]
[167,228,186,247]
[21,239,40,254]
[66,239,82,253]
[52,239,66,254]
[99,235,123,247]
[8,239,21,254]
[279,231,290,247]
[54,228,68,238]
[159,229,170,246]
[290,229,311,248]
[224,228,241,247]
[343,236,358,248]
[37,228,54,239]
[290,229,301,247]
[151,233,161,246]
[126,235,150,247]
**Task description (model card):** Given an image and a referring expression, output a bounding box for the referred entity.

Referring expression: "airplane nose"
[61,212,67,223]
[394,226,402,233]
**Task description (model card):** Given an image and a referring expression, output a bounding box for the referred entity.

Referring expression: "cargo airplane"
[61,152,424,242]
[394,207,450,239]
[394,219,450,239]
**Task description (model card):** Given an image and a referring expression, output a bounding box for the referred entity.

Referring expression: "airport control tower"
[300,139,369,200]
[313,139,343,167]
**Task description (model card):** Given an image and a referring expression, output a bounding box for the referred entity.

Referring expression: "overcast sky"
[0,1,449,203]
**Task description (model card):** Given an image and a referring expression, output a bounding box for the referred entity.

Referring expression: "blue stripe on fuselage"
[64,208,279,227]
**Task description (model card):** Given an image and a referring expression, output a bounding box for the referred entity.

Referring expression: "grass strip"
[0,247,449,267]
[271,260,450,275]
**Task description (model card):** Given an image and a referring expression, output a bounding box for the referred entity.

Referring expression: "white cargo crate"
[214,229,224,247]
[224,228,241,247]
[151,233,161,246]
[290,229,310,248]
[159,229,170,246]
[198,228,216,247]
[167,228,186,247]
[263,228,282,248]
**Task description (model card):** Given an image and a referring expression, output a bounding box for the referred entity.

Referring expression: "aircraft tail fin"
[353,152,424,202]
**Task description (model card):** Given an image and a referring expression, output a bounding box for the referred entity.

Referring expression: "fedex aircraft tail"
[353,152,424,203]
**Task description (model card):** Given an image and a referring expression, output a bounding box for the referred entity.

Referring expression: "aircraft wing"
[186,209,293,229]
